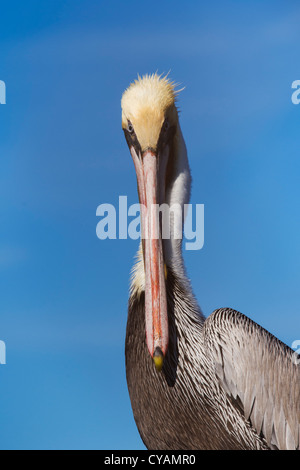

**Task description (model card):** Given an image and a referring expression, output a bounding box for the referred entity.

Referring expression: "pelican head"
[121,74,182,370]
[121,73,178,154]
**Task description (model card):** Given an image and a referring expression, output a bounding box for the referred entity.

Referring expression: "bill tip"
[153,347,164,372]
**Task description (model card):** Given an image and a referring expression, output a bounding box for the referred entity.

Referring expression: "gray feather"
[204,308,300,450]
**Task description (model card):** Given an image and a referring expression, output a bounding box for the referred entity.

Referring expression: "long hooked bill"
[130,147,169,371]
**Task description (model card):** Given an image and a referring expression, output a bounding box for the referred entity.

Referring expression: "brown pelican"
[121,73,300,450]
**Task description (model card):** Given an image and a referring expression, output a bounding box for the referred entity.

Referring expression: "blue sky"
[0,0,299,449]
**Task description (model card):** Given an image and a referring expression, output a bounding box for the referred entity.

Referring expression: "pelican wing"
[204,308,300,449]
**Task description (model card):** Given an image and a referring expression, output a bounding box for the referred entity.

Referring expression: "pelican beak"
[130,146,169,371]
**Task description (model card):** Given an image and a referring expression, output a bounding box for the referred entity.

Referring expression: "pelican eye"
[127,121,135,134]
[163,119,169,132]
